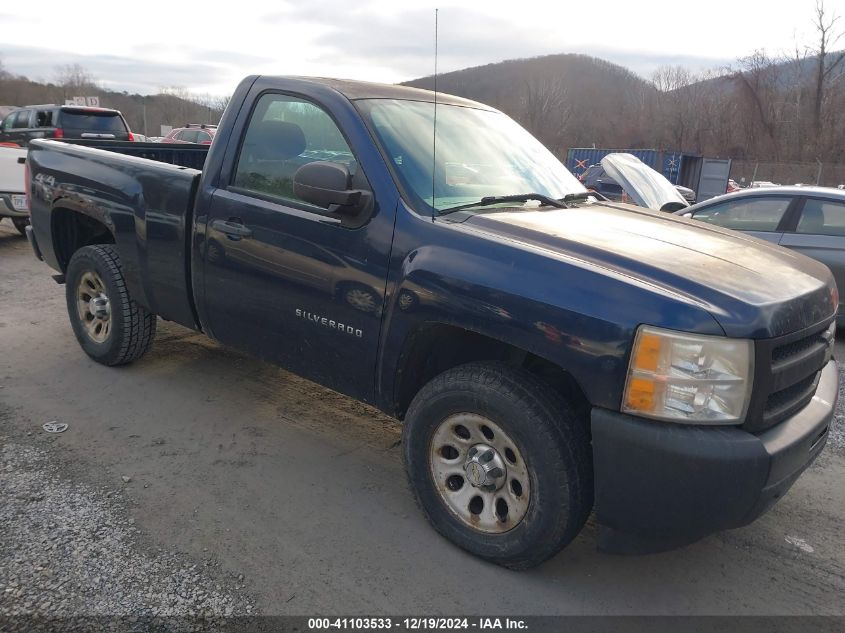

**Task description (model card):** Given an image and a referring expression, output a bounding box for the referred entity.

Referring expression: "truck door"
[200,92,393,402]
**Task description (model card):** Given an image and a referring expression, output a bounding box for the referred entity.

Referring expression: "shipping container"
[568,148,696,185]
[566,148,729,201]
[566,148,660,177]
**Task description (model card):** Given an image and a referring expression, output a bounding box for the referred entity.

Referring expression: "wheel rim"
[429,413,531,533]
[76,271,111,343]
[346,288,376,312]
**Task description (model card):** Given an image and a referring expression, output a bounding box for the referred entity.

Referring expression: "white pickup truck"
[0,144,28,234]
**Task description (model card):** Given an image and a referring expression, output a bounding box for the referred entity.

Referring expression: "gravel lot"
[1,221,844,620]
[833,365,845,450]
[0,435,255,624]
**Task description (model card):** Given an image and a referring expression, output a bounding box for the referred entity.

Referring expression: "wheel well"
[394,323,589,422]
[52,208,115,271]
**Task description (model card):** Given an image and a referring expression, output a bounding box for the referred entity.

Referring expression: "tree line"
[648,0,845,166]
[406,0,845,183]
[0,62,228,137]
[2,0,843,179]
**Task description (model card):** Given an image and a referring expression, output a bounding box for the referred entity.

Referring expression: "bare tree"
[519,77,572,153]
[217,95,232,112]
[651,65,708,151]
[54,64,95,89]
[809,0,845,139]
[731,51,782,158]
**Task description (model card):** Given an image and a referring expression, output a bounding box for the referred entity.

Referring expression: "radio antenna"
[431,8,438,223]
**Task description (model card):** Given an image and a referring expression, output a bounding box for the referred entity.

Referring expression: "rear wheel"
[11,216,29,236]
[402,361,593,569]
[65,245,156,366]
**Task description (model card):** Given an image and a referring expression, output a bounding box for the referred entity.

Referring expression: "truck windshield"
[357,99,586,215]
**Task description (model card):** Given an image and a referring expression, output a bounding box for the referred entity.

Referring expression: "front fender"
[375,204,724,414]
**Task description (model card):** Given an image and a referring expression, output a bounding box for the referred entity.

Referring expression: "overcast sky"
[0,0,832,96]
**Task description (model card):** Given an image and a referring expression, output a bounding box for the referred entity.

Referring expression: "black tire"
[65,245,156,366]
[11,216,29,236]
[402,361,593,570]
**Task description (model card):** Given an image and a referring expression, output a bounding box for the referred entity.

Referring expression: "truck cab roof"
[256,75,493,109]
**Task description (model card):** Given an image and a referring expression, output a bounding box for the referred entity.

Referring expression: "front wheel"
[65,245,156,366]
[402,362,593,569]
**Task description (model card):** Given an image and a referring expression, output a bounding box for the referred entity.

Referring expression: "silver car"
[676,187,845,322]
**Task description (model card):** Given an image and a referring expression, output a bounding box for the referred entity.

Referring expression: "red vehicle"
[161,123,216,145]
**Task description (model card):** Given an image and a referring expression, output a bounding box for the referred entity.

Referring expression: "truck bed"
[27,139,202,330]
[58,139,210,171]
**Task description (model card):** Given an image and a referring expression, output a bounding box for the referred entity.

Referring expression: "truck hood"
[461,203,836,338]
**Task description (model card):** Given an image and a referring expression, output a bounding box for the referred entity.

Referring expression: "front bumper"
[0,192,28,218]
[591,359,837,553]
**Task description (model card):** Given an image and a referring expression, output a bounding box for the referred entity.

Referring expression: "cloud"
[0,44,250,95]
[263,2,734,81]
[265,4,563,78]
[1,3,738,96]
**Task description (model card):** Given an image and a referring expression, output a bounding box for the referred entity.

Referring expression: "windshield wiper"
[561,192,593,203]
[438,193,568,216]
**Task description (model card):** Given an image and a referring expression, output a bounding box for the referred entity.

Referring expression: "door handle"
[211,218,252,239]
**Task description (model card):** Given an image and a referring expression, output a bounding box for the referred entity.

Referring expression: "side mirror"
[659,201,688,213]
[293,161,365,213]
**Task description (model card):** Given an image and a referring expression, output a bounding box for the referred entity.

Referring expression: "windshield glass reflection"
[358,99,586,214]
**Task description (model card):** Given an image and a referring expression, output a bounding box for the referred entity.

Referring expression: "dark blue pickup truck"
[25,76,838,569]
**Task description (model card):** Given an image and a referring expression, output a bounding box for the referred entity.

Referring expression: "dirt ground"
[1,221,844,616]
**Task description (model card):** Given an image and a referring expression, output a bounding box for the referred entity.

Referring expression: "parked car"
[676,186,845,322]
[161,124,216,144]
[0,105,133,147]
[25,76,837,569]
[579,161,695,204]
[0,144,28,234]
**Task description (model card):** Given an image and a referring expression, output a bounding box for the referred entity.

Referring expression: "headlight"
[622,325,753,424]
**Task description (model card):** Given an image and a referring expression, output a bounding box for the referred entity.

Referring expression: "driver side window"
[232,93,357,209]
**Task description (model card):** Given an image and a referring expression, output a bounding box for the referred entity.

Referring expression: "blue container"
[566,148,660,178]
[661,151,683,185]
[660,151,705,186]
